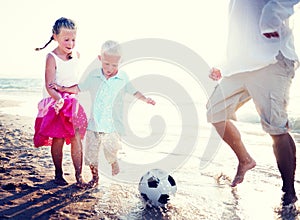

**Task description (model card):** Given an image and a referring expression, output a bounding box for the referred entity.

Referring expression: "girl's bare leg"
[70,131,87,188]
[51,138,68,186]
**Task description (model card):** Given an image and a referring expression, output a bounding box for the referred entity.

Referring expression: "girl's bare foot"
[54,176,68,186]
[231,159,256,187]
[75,174,88,189]
[112,161,120,176]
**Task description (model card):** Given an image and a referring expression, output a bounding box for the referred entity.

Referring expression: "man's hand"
[263,31,279,38]
[209,67,222,81]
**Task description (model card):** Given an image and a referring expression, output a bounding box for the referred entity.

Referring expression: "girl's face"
[54,28,76,55]
[99,53,121,79]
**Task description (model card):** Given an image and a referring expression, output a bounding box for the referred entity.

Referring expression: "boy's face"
[99,53,121,79]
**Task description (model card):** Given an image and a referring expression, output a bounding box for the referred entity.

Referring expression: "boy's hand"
[146,98,156,105]
[209,67,222,81]
[54,98,64,114]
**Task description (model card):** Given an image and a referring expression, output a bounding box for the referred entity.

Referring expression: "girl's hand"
[209,67,222,81]
[146,97,156,105]
[54,98,64,114]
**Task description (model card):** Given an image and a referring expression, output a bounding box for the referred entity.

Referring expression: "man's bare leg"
[213,121,256,187]
[271,133,297,206]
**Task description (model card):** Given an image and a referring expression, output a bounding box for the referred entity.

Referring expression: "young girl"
[33,17,88,188]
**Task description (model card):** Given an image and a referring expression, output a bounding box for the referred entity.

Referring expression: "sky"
[0,0,231,78]
[0,0,299,79]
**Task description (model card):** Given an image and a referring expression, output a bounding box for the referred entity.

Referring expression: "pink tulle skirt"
[33,93,87,147]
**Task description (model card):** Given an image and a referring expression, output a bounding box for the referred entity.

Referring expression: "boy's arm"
[134,91,156,105]
[49,83,80,94]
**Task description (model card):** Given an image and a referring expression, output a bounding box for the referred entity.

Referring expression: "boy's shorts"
[84,130,121,166]
[206,53,295,135]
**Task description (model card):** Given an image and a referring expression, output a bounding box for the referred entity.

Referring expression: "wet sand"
[1,98,300,219]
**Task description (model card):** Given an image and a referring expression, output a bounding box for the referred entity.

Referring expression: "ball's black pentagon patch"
[147,176,160,188]
[158,194,169,204]
[168,175,176,186]
[141,193,149,201]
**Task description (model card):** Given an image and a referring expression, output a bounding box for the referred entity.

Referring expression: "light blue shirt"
[78,68,137,134]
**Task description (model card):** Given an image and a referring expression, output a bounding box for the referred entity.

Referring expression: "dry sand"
[0,100,103,219]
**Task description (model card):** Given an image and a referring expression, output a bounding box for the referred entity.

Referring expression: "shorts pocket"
[269,93,288,131]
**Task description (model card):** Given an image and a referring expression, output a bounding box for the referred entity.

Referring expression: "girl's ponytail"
[35,36,54,51]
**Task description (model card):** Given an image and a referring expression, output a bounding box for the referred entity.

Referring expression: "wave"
[0,78,42,93]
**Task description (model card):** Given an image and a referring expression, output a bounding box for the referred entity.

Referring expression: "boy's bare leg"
[88,165,99,188]
[111,161,120,176]
[213,121,256,187]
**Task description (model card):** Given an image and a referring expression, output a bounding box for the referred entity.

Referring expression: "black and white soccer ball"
[138,169,177,207]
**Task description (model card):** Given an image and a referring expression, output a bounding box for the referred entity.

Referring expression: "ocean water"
[1,77,300,133]
[1,77,300,219]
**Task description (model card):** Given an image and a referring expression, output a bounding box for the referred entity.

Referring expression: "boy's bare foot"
[231,159,256,187]
[87,177,99,188]
[112,161,120,176]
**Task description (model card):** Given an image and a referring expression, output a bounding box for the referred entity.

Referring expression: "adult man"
[207,0,299,206]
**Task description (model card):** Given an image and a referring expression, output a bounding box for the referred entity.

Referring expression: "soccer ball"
[138,169,177,207]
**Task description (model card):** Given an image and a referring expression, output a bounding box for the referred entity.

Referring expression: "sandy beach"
[0,100,102,219]
[1,95,300,220]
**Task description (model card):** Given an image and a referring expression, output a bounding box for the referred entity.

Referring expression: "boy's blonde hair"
[101,40,122,56]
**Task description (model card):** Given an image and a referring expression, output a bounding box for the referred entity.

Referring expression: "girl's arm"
[45,53,65,114]
[45,53,62,101]
[134,91,156,105]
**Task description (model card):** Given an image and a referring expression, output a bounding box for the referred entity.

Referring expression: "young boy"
[52,40,155,188]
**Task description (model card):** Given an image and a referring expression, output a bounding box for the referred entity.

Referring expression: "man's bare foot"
[112,161,120,176]
[231,159,256,187]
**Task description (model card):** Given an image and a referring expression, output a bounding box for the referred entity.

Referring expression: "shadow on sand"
[0,180,98,219]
